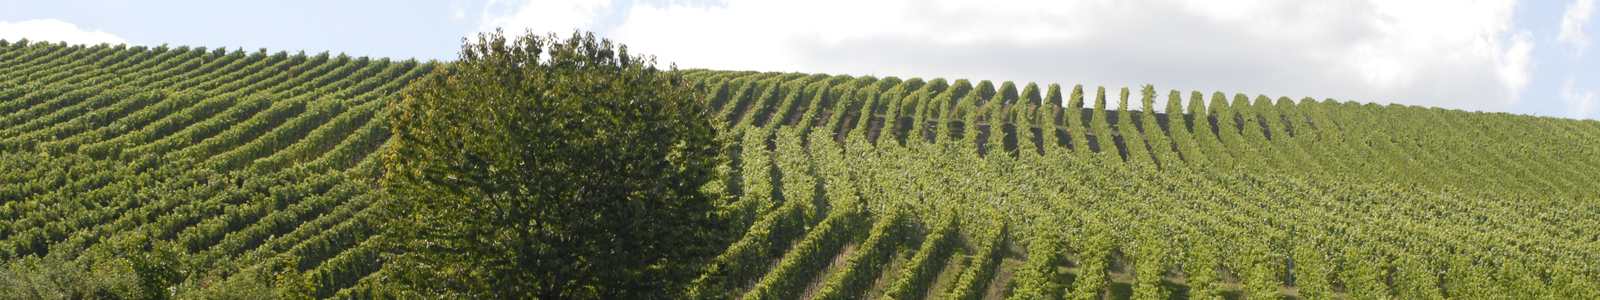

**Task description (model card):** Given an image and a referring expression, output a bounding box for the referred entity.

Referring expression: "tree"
[382,29,730,299]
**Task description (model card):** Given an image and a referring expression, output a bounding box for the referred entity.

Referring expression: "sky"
[0,0,1596,119]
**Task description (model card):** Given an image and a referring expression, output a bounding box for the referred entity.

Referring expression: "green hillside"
[3,39,1599,299]
[0,40,428,298]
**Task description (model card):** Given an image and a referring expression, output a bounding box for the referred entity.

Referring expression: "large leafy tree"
[382,30,730,299]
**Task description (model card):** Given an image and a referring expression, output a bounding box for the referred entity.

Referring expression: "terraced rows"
[0,40,430,297]
[680,70,1600,299]
[4,39,1598,299]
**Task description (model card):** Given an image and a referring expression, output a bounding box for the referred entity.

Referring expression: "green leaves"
[383,30,729,299]
[5,34,1600,299]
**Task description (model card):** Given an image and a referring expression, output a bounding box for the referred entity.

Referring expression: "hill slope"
[676,71,1600,299]
[3,40,1598,298]
[0,40,429,298]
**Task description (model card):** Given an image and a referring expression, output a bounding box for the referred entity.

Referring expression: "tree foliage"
[380,30,729,299]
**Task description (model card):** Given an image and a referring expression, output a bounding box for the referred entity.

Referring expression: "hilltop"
[1,40,1597,298]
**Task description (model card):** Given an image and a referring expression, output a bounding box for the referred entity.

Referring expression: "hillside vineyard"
[3,40,1599,298]
[0,41,429,298]
[675,71,1600,299]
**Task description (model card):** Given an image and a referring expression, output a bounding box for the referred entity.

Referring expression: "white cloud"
[0,19,129,46]
[1560,76,1598,118]
[485,0,1531,112]
[1557,0,1596,55]
[478,0,613,35]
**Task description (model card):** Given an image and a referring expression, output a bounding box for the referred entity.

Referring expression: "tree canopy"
[381,29,730,299]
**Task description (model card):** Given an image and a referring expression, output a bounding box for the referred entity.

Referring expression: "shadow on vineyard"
[2,28,1600,299]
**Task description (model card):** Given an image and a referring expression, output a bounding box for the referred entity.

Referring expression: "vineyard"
[0,40,427,298]
[3,39,1599,299]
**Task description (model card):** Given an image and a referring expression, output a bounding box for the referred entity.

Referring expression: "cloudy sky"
[1,0,1596,119]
